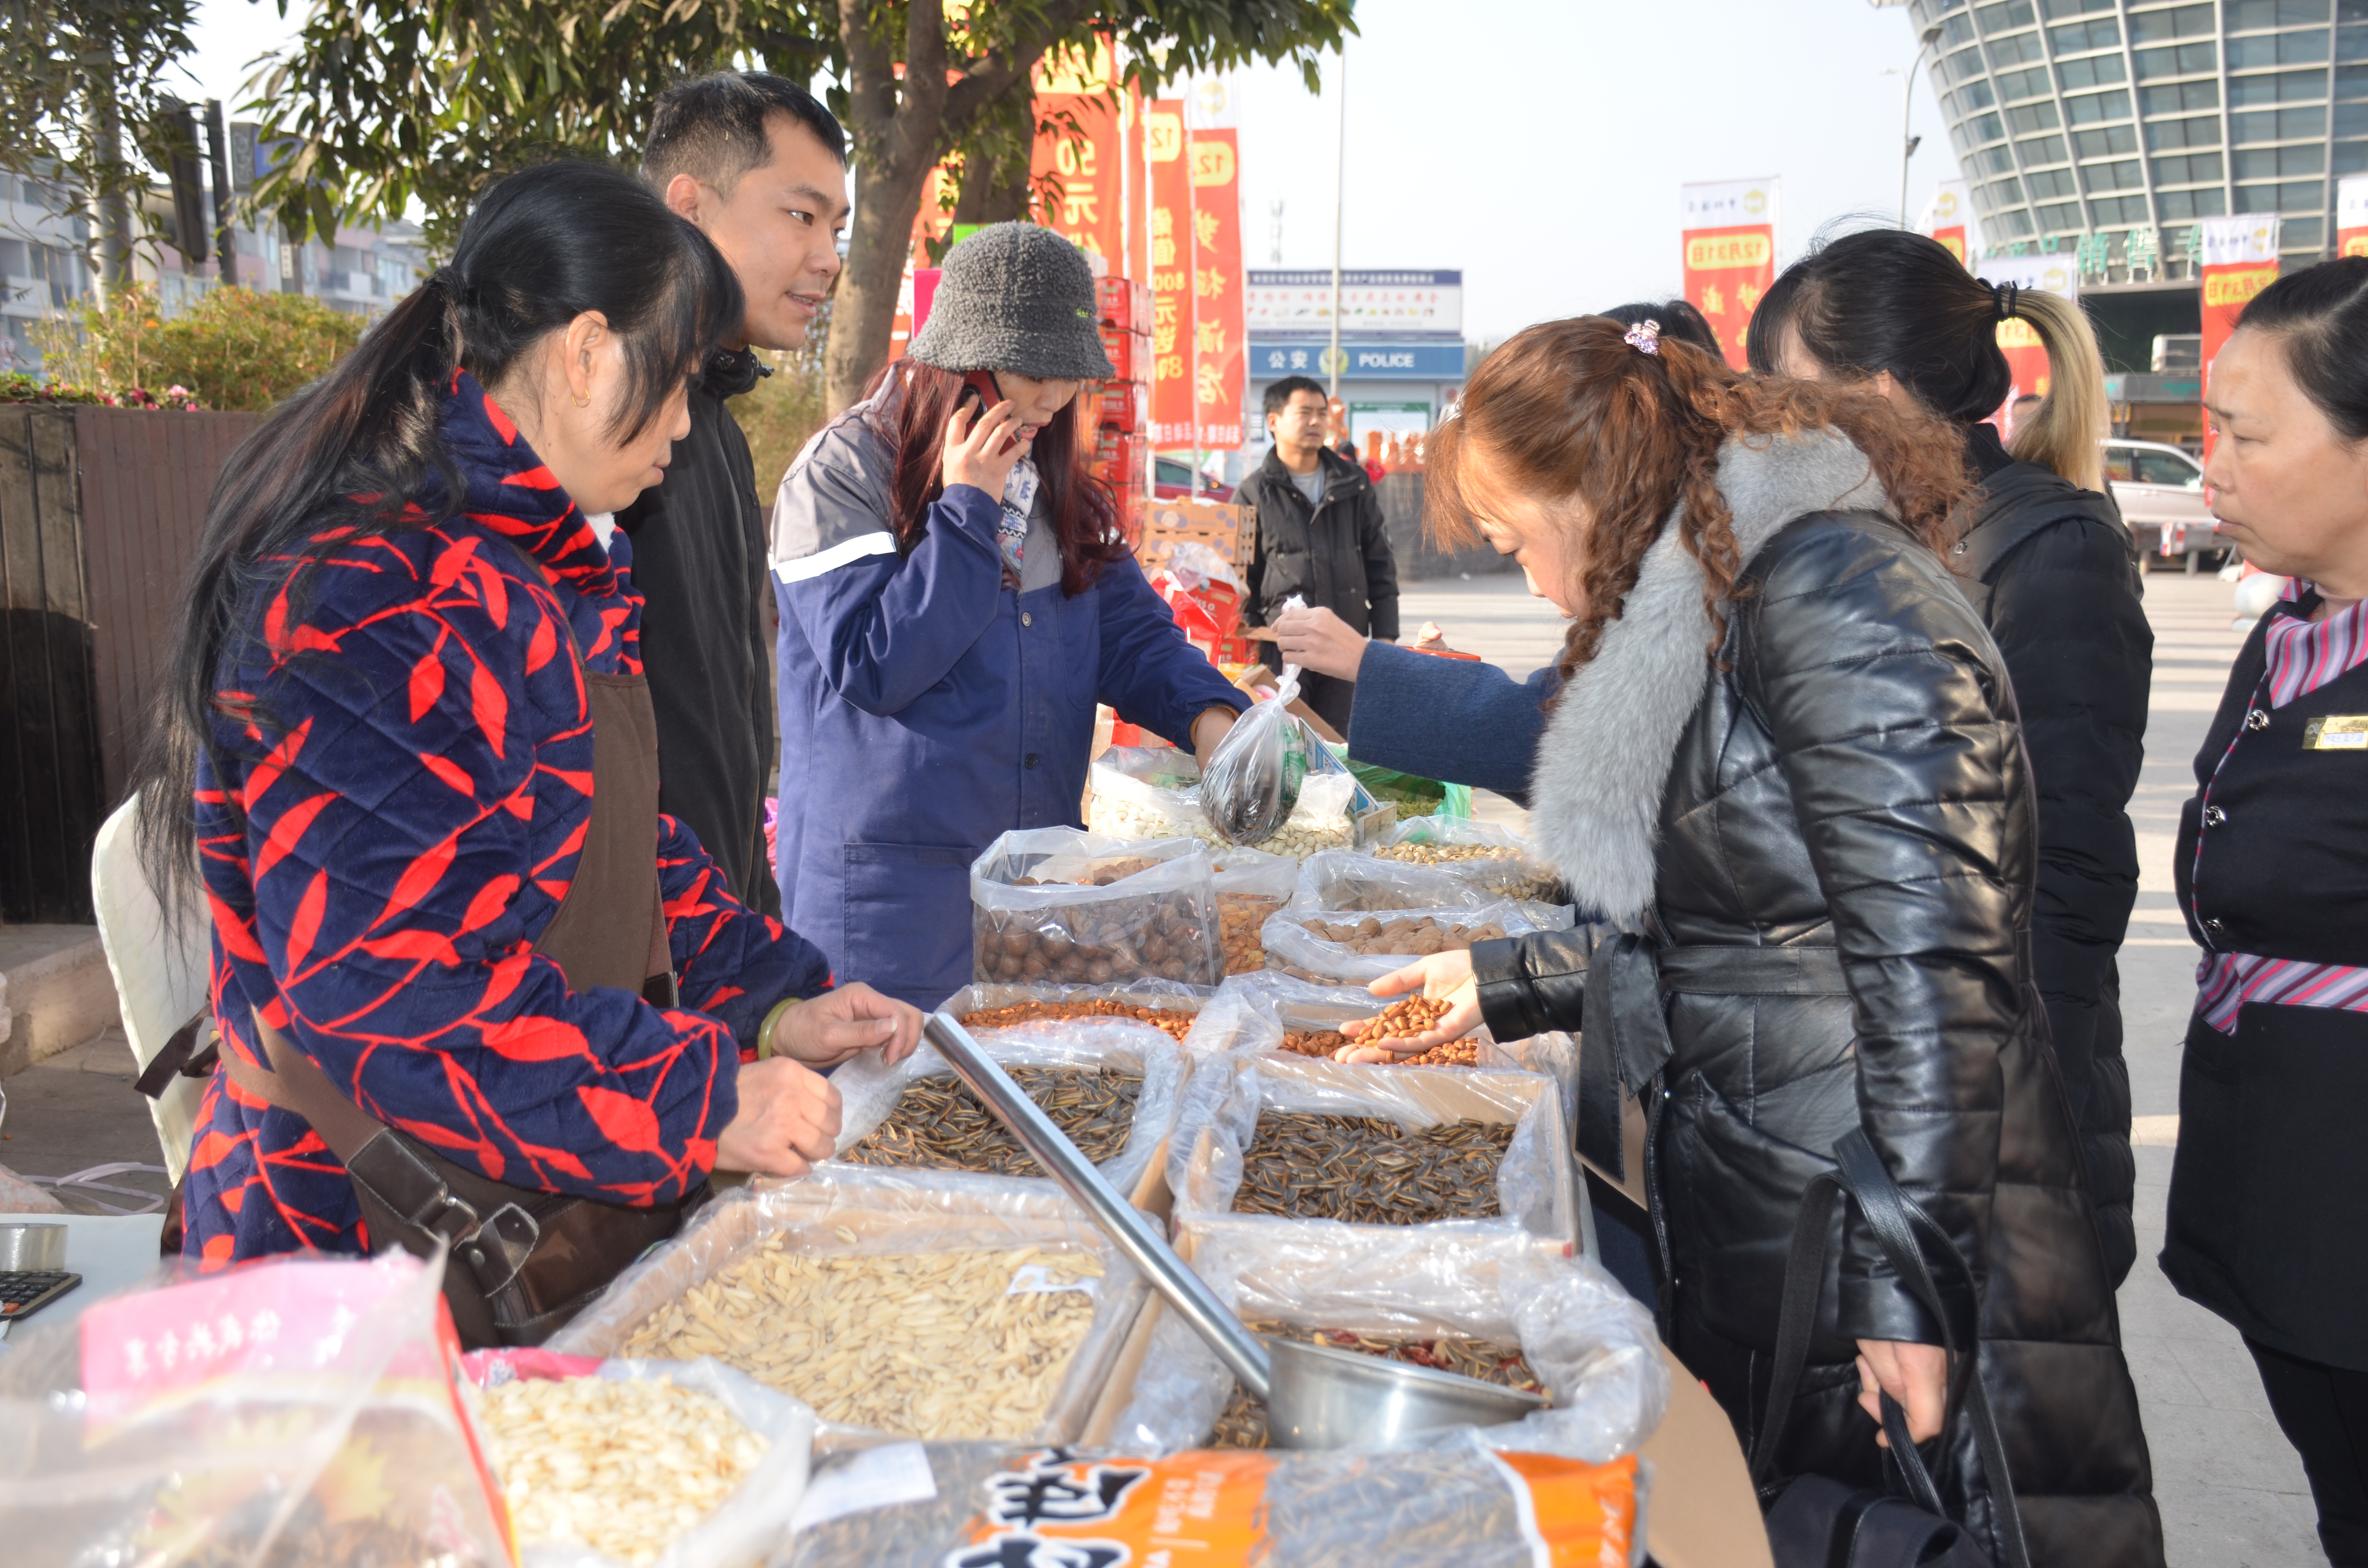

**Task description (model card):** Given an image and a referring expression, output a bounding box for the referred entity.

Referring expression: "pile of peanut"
[1362,995,1450,1039]
[1220,893,1283,974]
[617,1241,1102,1441]
[1298,914,1506,956]
[478,1374,767,1566]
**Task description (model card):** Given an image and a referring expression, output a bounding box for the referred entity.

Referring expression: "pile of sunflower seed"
[1230,1113,1513,1224]
[842,1066,1143,1176]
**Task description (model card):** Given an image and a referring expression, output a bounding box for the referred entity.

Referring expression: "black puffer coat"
[1474,432,2160,1568]
[1952,427,2150,1286]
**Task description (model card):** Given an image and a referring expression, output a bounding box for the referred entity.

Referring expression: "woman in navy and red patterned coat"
[134,163,918,1326]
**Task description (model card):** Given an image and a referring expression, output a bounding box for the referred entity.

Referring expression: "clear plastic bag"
[1085,751,1225,847]
[1371,816,1565,903]
[1213,847,1300,975]
[1109,1228,1667,1467]
[1292,847,1504,914]
[0,1249,511,1568]
[827,1017,1190,1197]
[971,827,1220,987]
[1259,899,1571,986]
[1200,601,1313,846]
[1167,1049,1578,1247]
[461,1351,816,1568]
[550,1166,1149,1447]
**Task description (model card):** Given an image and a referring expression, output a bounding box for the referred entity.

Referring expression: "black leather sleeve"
[1473,930,1591,1041]
[1739,518,2026,1348]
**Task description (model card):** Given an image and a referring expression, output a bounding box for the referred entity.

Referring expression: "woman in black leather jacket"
[1349,316,2161,1567]
[1746,230,2152,1287]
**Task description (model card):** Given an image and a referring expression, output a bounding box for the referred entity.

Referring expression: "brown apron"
[226,587,705,1348]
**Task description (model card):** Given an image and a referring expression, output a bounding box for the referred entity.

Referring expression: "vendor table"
[0,1212,166,1340]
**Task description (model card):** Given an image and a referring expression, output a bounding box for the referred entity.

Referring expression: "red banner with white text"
[2199,215,2280,461]
[1679,178,1777,368]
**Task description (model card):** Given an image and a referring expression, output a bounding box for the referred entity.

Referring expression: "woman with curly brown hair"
[1344,316,2161,1567]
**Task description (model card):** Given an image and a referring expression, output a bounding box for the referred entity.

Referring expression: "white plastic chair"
[89,796,212,1185]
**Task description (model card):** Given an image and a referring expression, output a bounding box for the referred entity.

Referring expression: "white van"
[2102,439,2222,571]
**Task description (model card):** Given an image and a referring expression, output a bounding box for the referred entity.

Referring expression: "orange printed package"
[950,1446,1640,1567]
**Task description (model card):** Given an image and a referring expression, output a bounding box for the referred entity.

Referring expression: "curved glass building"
[1912,0,2363,269]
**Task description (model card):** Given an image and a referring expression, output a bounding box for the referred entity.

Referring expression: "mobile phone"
[958,369,1002,416]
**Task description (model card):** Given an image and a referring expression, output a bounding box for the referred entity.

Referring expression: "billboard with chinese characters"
[1921,179,1974,266]
[1679,178,1778,369]
[1973,251,2077,427]
[2340,174,2368,259]
[1251,340,1464,380]
[2199,214,2280,460]
[1245,270,1463,334]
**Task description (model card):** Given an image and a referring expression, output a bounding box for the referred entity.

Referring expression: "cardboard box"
[1098,276,1153,333]
[1099,378,1148,434]
[1101,325,1152,381]
[1137,496,1255,575]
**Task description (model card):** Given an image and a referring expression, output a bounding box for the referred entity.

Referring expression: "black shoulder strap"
[1954,464,2123,585]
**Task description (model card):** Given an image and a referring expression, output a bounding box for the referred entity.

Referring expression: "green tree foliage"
[0,0,202,287]
[33,283,364,409]
[247,0,1353,410]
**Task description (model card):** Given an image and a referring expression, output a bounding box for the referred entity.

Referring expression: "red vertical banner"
[1188,128,1244,450]
[1032,41,1126,268]
[1921,179,1973,266]
[1146,99,1193,450]
[1679,178,1778,369]
[2338,175,2368,259]
[2198,215,2280,460]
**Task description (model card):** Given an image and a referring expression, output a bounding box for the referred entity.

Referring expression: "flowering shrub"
[32,284,361,411]
[0,371,208,410]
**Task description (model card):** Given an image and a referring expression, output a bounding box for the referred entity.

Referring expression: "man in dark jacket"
[627,72,851,915]
[1236,376,1399,736]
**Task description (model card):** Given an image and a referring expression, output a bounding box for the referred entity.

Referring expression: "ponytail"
[2007,288,2108,492]
[1749,228,2111,495]
[133,160,742,921]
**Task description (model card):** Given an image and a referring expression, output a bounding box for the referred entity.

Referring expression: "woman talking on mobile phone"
[768,223,1246,1008]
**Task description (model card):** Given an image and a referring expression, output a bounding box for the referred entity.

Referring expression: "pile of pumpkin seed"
[841,1066,1143,1176]
[1211,1322,1549,1448]
[1230,1113,1514,1224]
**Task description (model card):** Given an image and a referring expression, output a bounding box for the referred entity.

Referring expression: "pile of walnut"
[1296,914,1506,956]
[974,894,1216,986]
[960,998,1196,1042]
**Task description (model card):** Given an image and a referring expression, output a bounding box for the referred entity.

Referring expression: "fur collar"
[1527,429,1890,924]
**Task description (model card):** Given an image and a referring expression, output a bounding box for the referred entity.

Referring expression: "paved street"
[1403,567,2325,1568]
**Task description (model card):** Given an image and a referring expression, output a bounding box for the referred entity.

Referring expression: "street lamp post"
[1886,23,1946,228]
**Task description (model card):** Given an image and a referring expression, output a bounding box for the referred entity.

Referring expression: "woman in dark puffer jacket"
[1747,230,2152,1286]
[1344,317,2161,1567]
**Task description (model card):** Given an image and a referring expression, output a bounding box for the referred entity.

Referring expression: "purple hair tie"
[1624,318,1662,355]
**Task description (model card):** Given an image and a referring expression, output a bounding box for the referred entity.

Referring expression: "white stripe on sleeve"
[772,529,899,584]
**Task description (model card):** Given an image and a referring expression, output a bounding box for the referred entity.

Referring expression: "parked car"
[1152,454,1234,502]
[2102,438,2223,571]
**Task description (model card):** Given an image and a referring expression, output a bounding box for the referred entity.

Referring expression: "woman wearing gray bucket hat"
[767,222,1248,1007]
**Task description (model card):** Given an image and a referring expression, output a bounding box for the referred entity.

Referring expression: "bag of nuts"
[826,1010,1192,1198]
[1258,900,1572,987]
[1369,815,1565,904]
[1212,848,1298,976]
[1085,750,1223,848]
[1106,1226,1667,1465]
[972,829,1221,988]
[1291,847,1506,915]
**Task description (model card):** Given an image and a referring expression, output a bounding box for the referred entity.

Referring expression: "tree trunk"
[82,54,134,300]
[822,0,950,416]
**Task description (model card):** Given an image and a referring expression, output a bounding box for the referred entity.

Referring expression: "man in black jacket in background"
[1236,376,1400,736]
[629,73,850,915]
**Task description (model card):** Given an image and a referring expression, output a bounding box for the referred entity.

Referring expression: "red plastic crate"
[1097,276,1153,333]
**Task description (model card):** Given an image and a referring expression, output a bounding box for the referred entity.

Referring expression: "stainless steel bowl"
[1264,1335,1548,1450]
[0,1223,67,1271]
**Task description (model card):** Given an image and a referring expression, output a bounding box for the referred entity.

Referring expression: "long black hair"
[2236,254,2368,442]
[1744,228,2108,491]
[133,159,744,916]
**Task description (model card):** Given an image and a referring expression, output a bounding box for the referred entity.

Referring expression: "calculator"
[0,1270,82,1320]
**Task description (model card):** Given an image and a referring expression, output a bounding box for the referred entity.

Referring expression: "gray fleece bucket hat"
[909,221,1116,381]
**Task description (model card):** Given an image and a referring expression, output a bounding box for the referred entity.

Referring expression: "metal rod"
[1328,48,1346,404]
[921,1012,1273,1400]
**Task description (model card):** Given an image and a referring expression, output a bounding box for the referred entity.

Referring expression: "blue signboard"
[1248,339,1466,380]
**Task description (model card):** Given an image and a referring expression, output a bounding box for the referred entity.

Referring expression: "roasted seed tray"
[1230,1113,1515,1225]
[841,1066,1147,1177]
[1208,1322,1548,1447]
[550,1166,1150,1446]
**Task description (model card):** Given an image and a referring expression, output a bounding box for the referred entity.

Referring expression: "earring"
[572,390,590,408]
